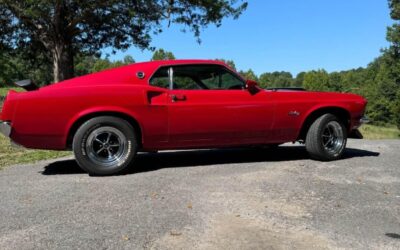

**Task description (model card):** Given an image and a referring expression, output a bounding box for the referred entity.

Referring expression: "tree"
[123,55,135,65]
[75,55,135,76]
[386,0,400,128]
[0,50,53,87]
[0,0,248,83]
[302,70,330,91]
[328,72,343,91]
[151,49,175,61]
[0,53,19,86]
[239,69,258,81]
[294,72,306,87]
[259,71,293,88]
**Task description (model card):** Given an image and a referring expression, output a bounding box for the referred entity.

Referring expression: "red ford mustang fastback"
[0,60,368,175]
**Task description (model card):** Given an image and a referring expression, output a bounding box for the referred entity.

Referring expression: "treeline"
[0,49,176,87]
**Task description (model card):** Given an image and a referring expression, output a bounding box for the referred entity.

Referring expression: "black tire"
[72,116,138,175]
[305,113,347,161]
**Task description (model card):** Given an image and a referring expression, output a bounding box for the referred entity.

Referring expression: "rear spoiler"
[14,79,38,91]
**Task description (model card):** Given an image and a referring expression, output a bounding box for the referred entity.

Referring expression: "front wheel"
[305,114,347,161]
[72,116,138,175]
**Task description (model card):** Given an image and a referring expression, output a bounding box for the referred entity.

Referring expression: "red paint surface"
[0,60,367,150]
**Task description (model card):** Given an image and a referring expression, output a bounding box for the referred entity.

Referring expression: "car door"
[165,64,275,148]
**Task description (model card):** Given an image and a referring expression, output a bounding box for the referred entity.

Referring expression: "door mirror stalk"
[246,80,260,94]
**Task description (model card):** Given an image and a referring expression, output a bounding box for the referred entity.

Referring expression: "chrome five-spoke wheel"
[305,113,347,161]
[73,116,137,175]
[321,121,345,155]
[86,127,128,167]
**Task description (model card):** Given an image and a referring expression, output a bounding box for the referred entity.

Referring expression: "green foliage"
[0,53,19,86]
[384,0,400,128]
[0,0,247,82]
[0,50,52,86]
[395,98,400,129]
[390,0,400,19]
[0,132,70,169]
[294,72,306,87]
[303,70,330,91]
[75,55,136,76]
[0,87,23,97]
[151,49,176,61]
[259,71,294,88]
[239,69,258,81]
[359,124,400,139]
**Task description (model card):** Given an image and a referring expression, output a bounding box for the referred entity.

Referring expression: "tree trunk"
[52,41,74,83]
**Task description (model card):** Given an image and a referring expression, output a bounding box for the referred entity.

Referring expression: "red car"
[0,60,368,175]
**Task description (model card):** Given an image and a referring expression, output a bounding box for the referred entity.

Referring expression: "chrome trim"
[0,121,12,137]
[288,111,300,116]
[360,116,370,124]
[169,67,174,90]
[136,71,145,79]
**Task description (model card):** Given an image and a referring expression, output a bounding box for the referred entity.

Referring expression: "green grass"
[0,87,24,97]
[0,135,71,170]
[360,124,400,140]
[0,87,24,110]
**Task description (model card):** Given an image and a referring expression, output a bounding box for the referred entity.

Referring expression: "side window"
[173,76,201,90]
[172,65,244,90]
[173,66,202,90]
[202,67,244,90]
[150,67,170,89]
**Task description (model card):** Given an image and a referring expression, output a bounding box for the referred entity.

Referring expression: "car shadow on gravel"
[41,146,380,175]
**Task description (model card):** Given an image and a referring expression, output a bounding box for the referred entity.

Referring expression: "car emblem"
[136,71,145,79]
[288,111,300,116]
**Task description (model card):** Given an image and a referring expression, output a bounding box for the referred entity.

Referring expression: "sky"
[105,0,393,76]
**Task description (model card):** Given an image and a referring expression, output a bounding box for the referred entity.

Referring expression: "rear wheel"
[72,116,138,175]
[305,113,347,161]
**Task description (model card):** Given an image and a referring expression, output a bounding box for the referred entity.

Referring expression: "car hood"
[265,88,367,103]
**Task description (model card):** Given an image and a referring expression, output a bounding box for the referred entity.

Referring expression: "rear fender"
[64,106,144,147]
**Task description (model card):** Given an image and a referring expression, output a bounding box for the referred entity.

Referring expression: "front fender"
[296,103,353,140]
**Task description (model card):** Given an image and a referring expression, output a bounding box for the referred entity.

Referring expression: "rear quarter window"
[149,67,170,89]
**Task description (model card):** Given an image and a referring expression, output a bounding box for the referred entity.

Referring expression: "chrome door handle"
[171,94,186,102]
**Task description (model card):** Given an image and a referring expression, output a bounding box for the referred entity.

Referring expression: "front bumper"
[0,121,12,137]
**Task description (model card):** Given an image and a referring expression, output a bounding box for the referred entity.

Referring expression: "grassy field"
[0,136,70,169]
[0,87,23,109]
[360,124,400,139]
[0,87,24,97]
[0,87,399,169]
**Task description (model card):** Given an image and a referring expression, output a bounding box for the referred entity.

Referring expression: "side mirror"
[245,80,259,94]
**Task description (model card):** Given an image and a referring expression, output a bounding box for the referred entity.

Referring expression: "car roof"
[132,59,229,68]
[43,59,234,87]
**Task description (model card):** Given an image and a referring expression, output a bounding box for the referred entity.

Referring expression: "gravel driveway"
[0,139,399,249]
